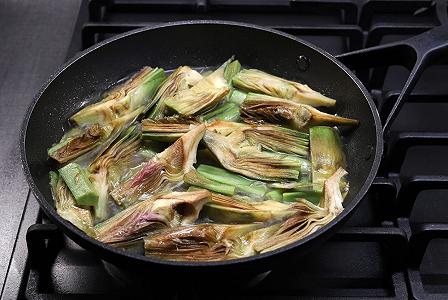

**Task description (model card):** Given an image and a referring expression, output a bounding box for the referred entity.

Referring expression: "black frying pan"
[21,21,383,280]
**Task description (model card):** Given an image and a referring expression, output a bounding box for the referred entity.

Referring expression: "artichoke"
[165,59,232,115]
[203,129,310,181]
[207,120,309,156]
[233,69,336,107]
[49,172,95,236]
[48,67,165,164]
[95,190,211,244]
[141,116,200,142]
[144,223,263,261]
[148,66,203,119]
[310,126,347,186]
[241,93,358,130]
[110,124,206,206]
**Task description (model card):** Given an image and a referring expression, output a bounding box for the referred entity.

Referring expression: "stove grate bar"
[396,176,448,217]
[81,22,363,50]
[385,131,448,173]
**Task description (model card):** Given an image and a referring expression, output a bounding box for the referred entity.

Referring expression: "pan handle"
[336,24,448,137]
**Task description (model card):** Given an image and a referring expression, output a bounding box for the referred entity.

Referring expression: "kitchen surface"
[1,0,448,299]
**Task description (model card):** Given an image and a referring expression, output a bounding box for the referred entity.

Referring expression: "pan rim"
[20,20,383,268]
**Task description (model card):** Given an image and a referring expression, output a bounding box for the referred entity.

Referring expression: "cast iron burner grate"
[6,0,448,299]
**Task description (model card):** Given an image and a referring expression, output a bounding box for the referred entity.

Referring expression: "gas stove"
[1,0,448,299]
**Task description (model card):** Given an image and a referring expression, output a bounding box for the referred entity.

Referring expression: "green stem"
[197,164,267,197]
[184,170,235,196]
[202,102,236,121]
[283,190,322,205]
[228,90,247,105]
[211,104,240,122]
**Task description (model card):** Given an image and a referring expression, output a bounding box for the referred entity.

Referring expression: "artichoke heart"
[165,59,232,115]
[95,189,211,244]
[149,66,203,119]
[207,120,309,156]
[110,124,206,207]
[203,129,309,181]
[241,93,358,130]
[233,69,336,107]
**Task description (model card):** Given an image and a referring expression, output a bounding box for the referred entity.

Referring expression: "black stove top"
[1,0,448,299]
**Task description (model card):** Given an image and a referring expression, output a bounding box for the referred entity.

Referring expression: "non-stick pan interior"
[24,22,379,259]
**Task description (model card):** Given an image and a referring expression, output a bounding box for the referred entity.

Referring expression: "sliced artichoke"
[49,172,95,236]
[48,67,165,164]
[144,223,263,261]
[310,126,347,186]
[204,193,297,223]
[165,59,232,115]
[88,125,141,221]
[148,66,203,119]
[48,124,111,164]
[89,124,141,173]
[207,120,309,156]
[71,67,166,126]
[241,93,358,130]
[141,116,200,142]
[253,168,348,253]
[233,69,336,107]
[110,124,206,206]
[95,190,211,244]
[203,129,309,181]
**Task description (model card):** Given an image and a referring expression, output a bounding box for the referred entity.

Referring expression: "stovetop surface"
[1,0,448,299]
